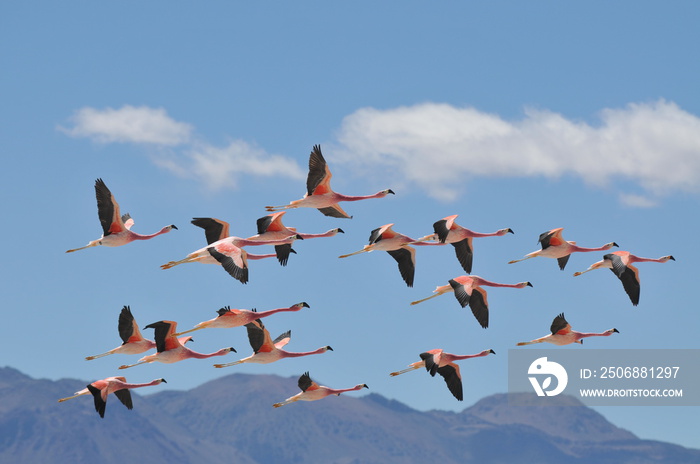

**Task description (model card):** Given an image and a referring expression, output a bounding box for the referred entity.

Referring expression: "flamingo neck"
[576,331,612,339]
[255,307,298,318]
[462,228,500,238]
[633,256,669,263]
[282,347,328,358]
[471,277,516,288]
[569,243,613,253]
[123,379,163,389]
[133,228,170,240]
[450,352,489,361]
[298,230,335,239]
[188,348,230,359]
[334,192,386,202]
[328,385,365,395]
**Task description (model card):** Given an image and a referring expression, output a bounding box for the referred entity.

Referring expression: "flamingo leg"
[118,360,149,369]
[66,242,98,253]
[173,326,203,336]
[508,255,535,265]
[213,360,244,368]
[516,339,544,346]
[265,204,295,212]
[338,248,371,259]
[85,349,117,361]
[410,292,442,306]
[389,365,422,376]
[161,256,196,269]
[57,392,88,402]
[273,397,299,408]
[408,234,440,244]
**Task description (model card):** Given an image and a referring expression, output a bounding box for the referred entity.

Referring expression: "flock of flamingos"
[58,145,674,417]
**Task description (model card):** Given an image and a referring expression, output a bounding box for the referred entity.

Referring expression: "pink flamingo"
[265,145,394,219]
[86,306,192,360]
[66,178,177,253]
[413,215,513,273]
[338,223,440,287]
[213,319,332,368]
[410,275,532,328]
[273,372,368,408]
[574,252,675,306]
[517,313,619,346]
[508,227,618,270]
[174,302,311,336]
[160,221,300,283]
[390,349,495,401]
[58,376,166,418]
[247,211,344,265]
[118,320,235,369]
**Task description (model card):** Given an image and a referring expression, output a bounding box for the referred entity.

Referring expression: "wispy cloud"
[61,105,193,146]
[333,100,700,205]
[63,101,700,203]
[61,105,305,188]
[161,140,306,189]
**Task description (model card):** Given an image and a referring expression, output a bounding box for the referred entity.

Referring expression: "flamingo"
[173,302,311,336]
[213,319,332,368]
[273,372,368,408]
[389,349,495,401]
[247,211,344,265]
[412,215,513,273]
[58,376,166,418]
[160,225,301,283]
[338,224,440,287]
[86,306,192,360]
[516,313,619,346]
[574,252,675,306]
[410,276,532,328]
[118,320,235,369]
[508,227,618,270]
[66,178,177,253]
[265,144,394,219]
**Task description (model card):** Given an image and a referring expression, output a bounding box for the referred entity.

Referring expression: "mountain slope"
[1,367,698,464]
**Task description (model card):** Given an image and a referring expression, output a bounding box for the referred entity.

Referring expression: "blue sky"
[2,1,699,449]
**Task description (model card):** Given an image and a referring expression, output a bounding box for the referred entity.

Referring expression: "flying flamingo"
[338,223,440,287]
[574,252,675,306]
[86,306,192,360]
[213,319,332,368]
[273,372,368,408]
[173,302,311,336]
[412,215,513,273]
[58,376,166,418]
[516,313,619,346]
[410,275,533,328]
[389,349,495,401]
[118,320,235,369]
[160,223,301,283]
[508,227,618,270]
[265,144,394,219]
[66,178,177,253]
[247,211,344,265]
[191,216,299,263]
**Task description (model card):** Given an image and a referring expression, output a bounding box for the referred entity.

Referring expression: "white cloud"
[168,140,306,189]
[62,105,193,146]
[618,193,658,208]
[333,100,700,203]
[64,101,700,202]
[63,105,305,189]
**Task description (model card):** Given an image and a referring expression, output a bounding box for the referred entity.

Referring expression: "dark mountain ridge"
[1,367,697,464]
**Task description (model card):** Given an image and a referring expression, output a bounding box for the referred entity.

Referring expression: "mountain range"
[1,366,697,464]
